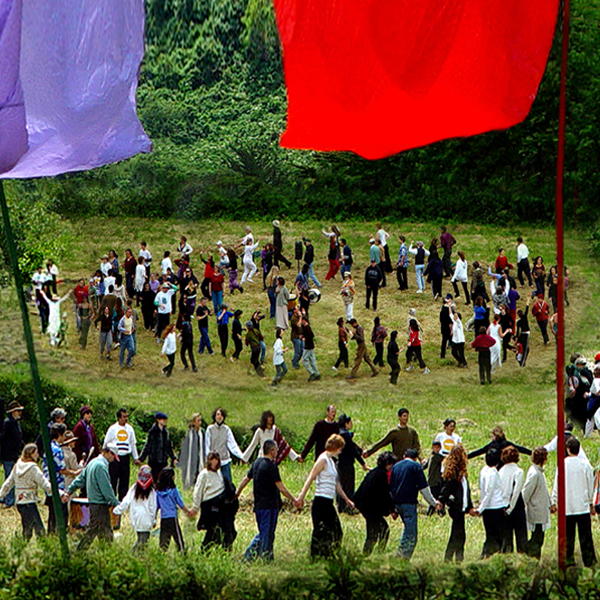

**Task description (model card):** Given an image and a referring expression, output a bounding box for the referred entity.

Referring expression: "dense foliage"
[5,0,600,224]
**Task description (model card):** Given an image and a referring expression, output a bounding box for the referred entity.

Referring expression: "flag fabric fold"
[274,0,559,159]
[0,0,151,179]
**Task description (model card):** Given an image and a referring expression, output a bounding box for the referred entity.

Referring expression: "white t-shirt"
[103,276,116,291]
[139,248,152,267]
[434,432,462,456]
[161,257,173,275]
[155,289,174,314]
[273,338,284,366]
[377,229,389,247]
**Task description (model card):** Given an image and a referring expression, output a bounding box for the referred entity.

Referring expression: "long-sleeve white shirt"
[243,242,259,263]
[544,436,590,467]
[104,422,139,459]
[408,244,430,258]
[478,465,506,512]
[113,485,157,532]
[552,456,594,515]
[178,242,193,257]
[451,259,468,283]
[517,243,529,263]
[451,317,465,344]
[161,257,173,275]
[192,469,225,510]
[161,331,177,355]
[499,462,524,515]
[273,338,284,366]
[241,426,299,463]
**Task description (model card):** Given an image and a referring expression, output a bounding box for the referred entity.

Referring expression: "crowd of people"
[0,394,598,566]
[29,223,567,387]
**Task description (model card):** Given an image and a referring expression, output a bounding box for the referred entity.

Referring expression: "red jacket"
[471,334,496,350]
[532,300,550,322]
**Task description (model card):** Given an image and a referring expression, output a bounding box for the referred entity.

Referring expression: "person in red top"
[471,327,497,385]
[209,267,225,314]
[72,406,100,462]
[199,252,215,299]
[494,248,514,275]
[122,248,137,299]
[406,319,429,374]
[73,278,89,332]
[531,294,550,345]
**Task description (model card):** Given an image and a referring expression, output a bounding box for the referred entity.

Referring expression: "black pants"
[374,342,385,367]
[566,513,596,567]
[218,324,229,356]
[431,276,443,298]
[440,331,452,358]
[452,280,470,304]
[201,278,211,299]
[518,259,532,286]
[527,524,545,559]
[274,246,292,269]
[162,352,175,377]
[250,346,264,377]
[451,342,466,366]
[181,341,196,370]
[17,503,45,540]
[78,503,113,550]
[396,266,408,290]
[363,514,389,554]
[336,465,355,514]
[445,511,466,562]
[46,495,69,534]
[311,496,342,558]
[232,337,243,359]
[149,461,167,484]
[109,454,131,501]
[442,249,453,277]
[537,319,549,344]
[502,334,514,362]
[478,350,491,383]
[502,497,527,553]
[156,312,170,339]
[366,286,378,310]
[378,263,387,287]
[517,334,530,367]
[406,346,426,369]
[389,359,400,384]
[160,517,185,552]
[334,341,348,368]
[481,508,505,558]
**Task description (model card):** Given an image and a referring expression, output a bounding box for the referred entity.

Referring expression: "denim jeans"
[291,338,304,368]
[221,462,232,482]
[119,333,134,366]
[415,265,425,291]
[267,289,276,318]
[302,349,320,377]
[260,340,266,363]
[244,509,279,561]
[272,362,288,384]
[198,327,213,354]
[307,263,321,287]
[212,291,223,314]
[396,503,418,559]
[2,462,15,507]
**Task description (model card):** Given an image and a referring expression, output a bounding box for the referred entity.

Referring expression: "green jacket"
[68,455,119,506]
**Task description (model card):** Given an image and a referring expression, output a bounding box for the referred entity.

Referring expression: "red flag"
[274,0,559,159]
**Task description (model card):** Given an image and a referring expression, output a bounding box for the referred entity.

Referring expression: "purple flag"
[0,0,27,174]
[0,0,151,179]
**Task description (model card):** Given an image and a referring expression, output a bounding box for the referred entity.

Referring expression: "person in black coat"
[336,415,368,514]
[467,426,531,467]
[139,412,176,482]
[424,250,444,300]
[365,260,383,311]
[353,451,397,554]
[1,401,24,508]
[436,444,474,562]
[272,220,292,269]
[439,295,454,359]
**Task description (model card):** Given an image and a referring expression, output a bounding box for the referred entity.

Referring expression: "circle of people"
[30,223,567,386]
[0,399,595,567]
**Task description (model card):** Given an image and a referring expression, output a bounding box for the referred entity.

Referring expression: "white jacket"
[161,331,177,355]
[0,459,53,504]
[552,456,594,515]
[113,484,157,532]
[499,462,524,515]
[522,464,551,531]
[451,259,468,283]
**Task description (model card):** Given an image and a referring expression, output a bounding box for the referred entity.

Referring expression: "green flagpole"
[0,181,69,558]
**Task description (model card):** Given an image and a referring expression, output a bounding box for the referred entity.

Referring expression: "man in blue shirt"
[389,449,438,559]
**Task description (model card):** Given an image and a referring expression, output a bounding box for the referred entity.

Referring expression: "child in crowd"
[424,440,444,516]
[155,467,192,552]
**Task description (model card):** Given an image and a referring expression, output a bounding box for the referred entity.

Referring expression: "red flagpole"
[555,0,569,575]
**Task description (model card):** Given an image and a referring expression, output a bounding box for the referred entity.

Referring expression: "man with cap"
[272,220,292,269]
[531,293,550,345]
[140,412,176,482]
[73,406,99,463]
[365,260,383,311]
[154,281,177,340]
[1,400,24,508]
[68,442,120,550]
[104,408,140,501]
[302,238,321,288]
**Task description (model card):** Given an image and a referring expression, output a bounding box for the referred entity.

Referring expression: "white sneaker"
[423,367,430,374]
[332,366,338,372]
[406,365,414,372]
[416,289,423,294]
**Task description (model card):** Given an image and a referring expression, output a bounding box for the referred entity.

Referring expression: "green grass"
[0,218,599,567]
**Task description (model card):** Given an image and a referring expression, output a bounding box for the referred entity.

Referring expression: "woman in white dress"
[134,256,146,301]
[241,238,260,284]
[39,289,71,346]
[487,314,503,372]
[340,271,355,320]
[297,434,355,558]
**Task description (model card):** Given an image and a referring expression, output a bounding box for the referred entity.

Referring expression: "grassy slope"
[0,218,599,565]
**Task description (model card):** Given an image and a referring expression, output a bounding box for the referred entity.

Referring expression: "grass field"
[0,218,599,567]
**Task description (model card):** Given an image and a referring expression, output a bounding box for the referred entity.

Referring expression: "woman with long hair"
[387,330,403,384]
[333,317,349,371]
[0,443,67,540]
[265,265,280,319]
[499,445,527,554]
[322,227,341,281]
[406,319,429,374]
[275,277,290,330]
[532,256,546,298]
[242,410,301,464]
[179,414,205,490]
[437,444,474,562]
[297,434,355,558]
[160,324,177,377]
